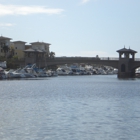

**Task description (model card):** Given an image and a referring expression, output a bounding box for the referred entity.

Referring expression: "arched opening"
[121,53,126,58]
[129,53,133,59]
[121,64,125,72]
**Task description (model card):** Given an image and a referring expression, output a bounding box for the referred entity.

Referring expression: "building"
[24,41,51,66]
[117,47,137,78]
[0,36,51,62]
[30,41,50,57]
[0,36,12,57]
[12,41,26,59]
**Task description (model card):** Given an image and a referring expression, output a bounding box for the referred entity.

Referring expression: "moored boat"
[0,67,6,79]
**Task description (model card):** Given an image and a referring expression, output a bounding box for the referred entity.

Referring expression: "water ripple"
[0,75,140,140]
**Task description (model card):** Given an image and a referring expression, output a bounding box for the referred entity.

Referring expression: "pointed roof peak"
[117,47,137,53]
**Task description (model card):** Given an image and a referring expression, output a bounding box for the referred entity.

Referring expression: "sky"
[0,0,140,57]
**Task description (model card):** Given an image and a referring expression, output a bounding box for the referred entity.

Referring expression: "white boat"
[96,68,107,75]
[19,68,36,78]
[135,68,140,77]
[70,65,81,75]
[5,64,37,78]
[51,71,58,77]
[0,67,6,79]
[47,70,58,77]
[113,68,118,74]
[135,68,140,74]
[11,68,26,78]
[37,69,48,77]
[22,64,48,77]
[0,61,7,69]
[56,67,69,75]
[5,68,26,78]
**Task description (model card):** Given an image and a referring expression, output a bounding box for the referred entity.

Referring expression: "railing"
[100,57,119,60]
[54,57,98,60]
[54,57,119,61]
[100,57,140,61]
[135,58,140,61]
[48,57,140,61]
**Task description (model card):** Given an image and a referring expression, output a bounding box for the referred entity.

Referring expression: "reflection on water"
[0,75,140,140]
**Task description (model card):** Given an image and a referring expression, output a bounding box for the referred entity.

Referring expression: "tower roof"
[117,47,137,53]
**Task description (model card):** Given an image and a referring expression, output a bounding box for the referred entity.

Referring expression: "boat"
[10,68,26,78]
[0,67,7,79]
[56,67,69,75]
[46,70,58,77]
[135,68,140,78]
[0,61,7,69]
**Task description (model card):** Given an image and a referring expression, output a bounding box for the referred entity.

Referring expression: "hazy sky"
[0,0,140,57]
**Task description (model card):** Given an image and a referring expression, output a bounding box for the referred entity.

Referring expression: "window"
[121,64,125,72]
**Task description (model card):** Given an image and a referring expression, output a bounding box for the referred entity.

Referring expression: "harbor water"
[0,75,140,140]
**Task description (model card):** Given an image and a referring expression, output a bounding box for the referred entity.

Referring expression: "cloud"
[81,0,97,4]
[81,0,90,4]
[0,4,64,16]
[0,23,15,27]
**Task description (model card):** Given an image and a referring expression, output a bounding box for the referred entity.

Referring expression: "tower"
[117,47,137,78]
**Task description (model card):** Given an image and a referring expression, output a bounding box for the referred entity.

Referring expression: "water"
[0,75,140,140]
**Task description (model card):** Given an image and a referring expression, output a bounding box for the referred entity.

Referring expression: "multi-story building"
[0,36,51,61]
[30,41,50,57]
[24,41,51,66]
[12,41,26,59]
[0,36,12,57]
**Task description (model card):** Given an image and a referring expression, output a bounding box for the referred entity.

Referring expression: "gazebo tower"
[117,47,137,78]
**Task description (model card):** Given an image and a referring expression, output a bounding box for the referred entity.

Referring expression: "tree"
[1,43,9,58]
[49,51,55,58]
[8,46,15,58]
[45,52,49,58]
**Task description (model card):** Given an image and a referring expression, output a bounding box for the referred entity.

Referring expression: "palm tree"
[8,47,15,58]
[45,52,49,58]
[1,43,9,58]
[49,51,55,58]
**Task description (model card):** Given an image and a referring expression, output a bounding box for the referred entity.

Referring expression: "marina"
[1,1,140,139]
[0,61,118,79]
[0,35,140,78]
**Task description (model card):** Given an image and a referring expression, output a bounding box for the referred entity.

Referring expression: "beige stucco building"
[29,41,51,57]
[12,41,26,59]
[0,36,51,60]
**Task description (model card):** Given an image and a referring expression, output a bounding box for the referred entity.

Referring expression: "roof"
[12,41,27,44]
[30,41,51,45]
[24,48,46,53]
[25,45,31,50]
[0,36,12,40]
[36,49,43,53]
[24,48,35,52]
[116,47,137,53]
